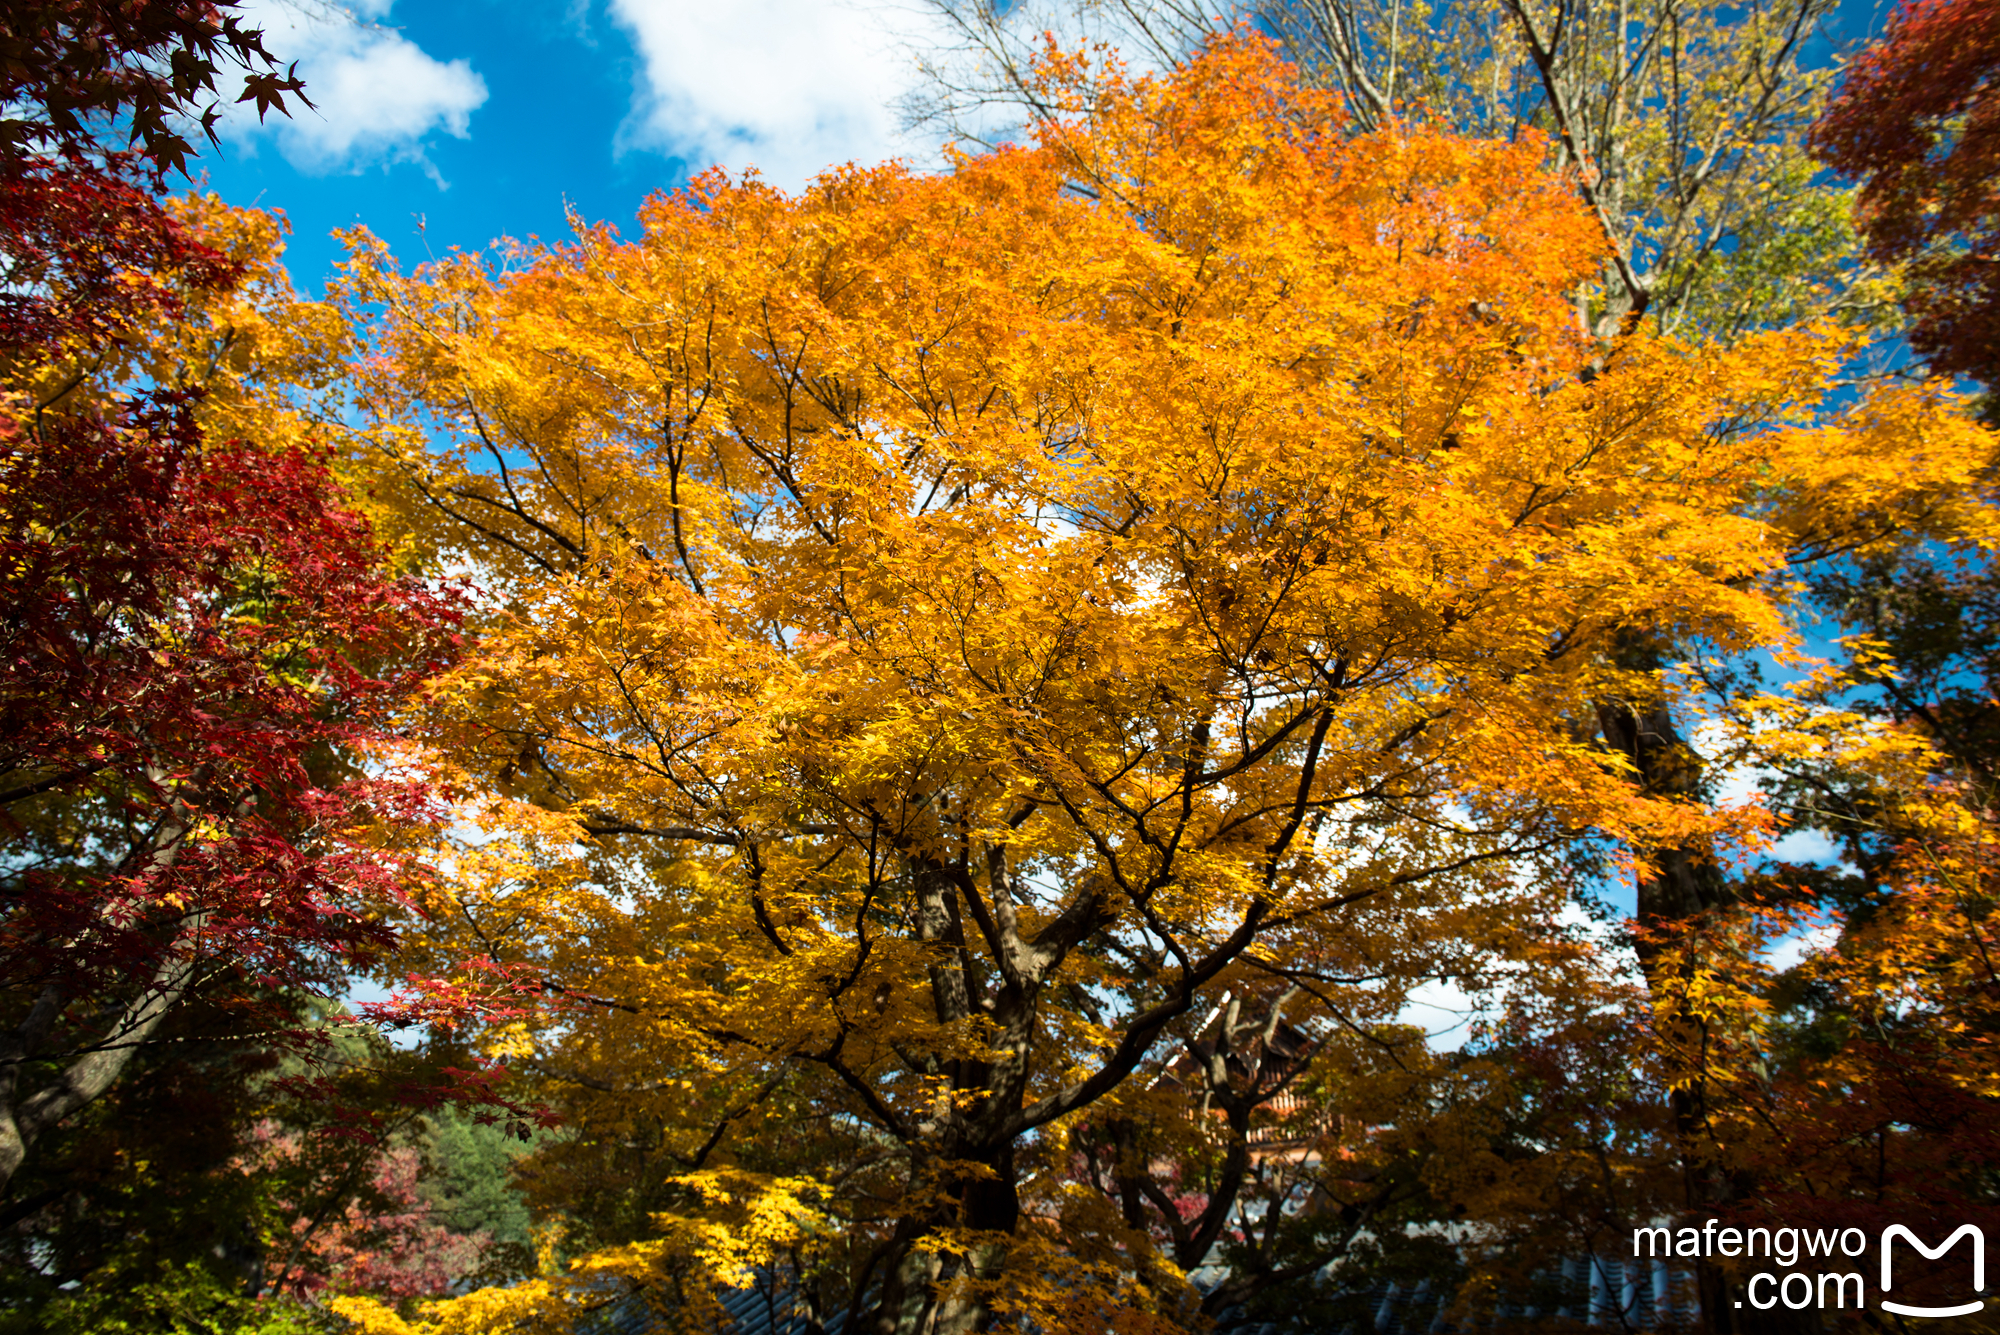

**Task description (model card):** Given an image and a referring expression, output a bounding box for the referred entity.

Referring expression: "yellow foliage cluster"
[316,33,1993,1335]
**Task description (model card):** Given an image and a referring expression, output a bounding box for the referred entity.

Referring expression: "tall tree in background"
[328,37,1991,1335]
[912,0,1888,345]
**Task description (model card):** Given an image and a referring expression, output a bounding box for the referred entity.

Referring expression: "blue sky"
[199,0,956,293]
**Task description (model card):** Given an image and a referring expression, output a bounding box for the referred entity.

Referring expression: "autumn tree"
[0,0,473,1224]
[0,278,465,1195]
[924,11,2000,1328]
[1811,0,2000,393]
[324,36,1993,1335]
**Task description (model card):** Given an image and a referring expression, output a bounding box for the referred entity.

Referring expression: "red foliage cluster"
[1811,0,2000,385]
[244,1124,487,1301]
[0,154,240,360]
[0,35,469,1192]
[0,0,307,177]
[0,404,463,1005]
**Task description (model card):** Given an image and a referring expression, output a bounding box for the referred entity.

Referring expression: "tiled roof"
[585,1276,852,1335]
[1196,1255,1697,1332]
[587,1254,1696,1334]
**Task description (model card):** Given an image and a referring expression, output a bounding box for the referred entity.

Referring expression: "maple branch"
[660,416,709,599]
[581,818,741,845]
[674,1074,787,1170]
[521,1060,673,1095]
[808,1033,912,1143]
[1264,704,1338,880]
[0,759,114,807]
[1012,897,1269,1135]
[955,850,1021,990]
[1503,0,1651,334]
[743,841,796,958]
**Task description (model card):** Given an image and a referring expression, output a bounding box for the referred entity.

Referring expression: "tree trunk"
[0,909,209,1194]
[867,1144,1019,1335]
[1596,640,1820,1335]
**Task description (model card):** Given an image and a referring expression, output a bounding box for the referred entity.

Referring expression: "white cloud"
[221,0,488,179]
[605,0,943,189]
[601,0,1204,188]
[1767,921,1841,974]
[1398,976,1484,1048]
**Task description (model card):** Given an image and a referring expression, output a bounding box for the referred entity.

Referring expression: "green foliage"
[1653,163,1898,344]
[421,1105,541,1280]
[2,1263,332,1335]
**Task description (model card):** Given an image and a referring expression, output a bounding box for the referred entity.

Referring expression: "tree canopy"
[326,36,1993,1335]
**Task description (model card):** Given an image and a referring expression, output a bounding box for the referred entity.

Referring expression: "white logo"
[1881,1225,1986,1319]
